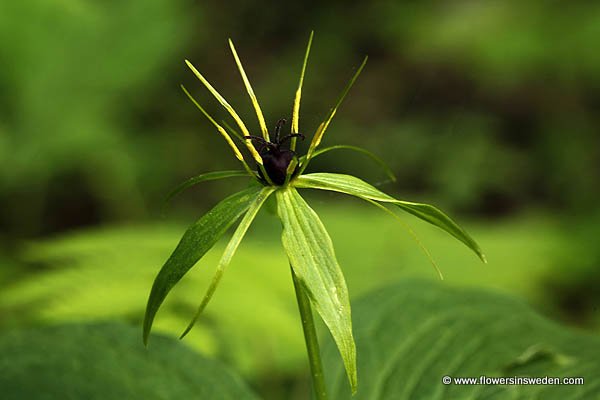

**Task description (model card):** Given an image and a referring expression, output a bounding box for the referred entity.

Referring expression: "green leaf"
[143,186,263,345]
[294,173,485,262]
[299,144,397,183]
[162,170,251,212]
[324,280,600,399]
[0,322,259,400]
[276,187,357,392]
[180,186,275,338]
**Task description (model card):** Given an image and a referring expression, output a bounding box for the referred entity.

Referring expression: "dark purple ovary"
[260,148,295,185]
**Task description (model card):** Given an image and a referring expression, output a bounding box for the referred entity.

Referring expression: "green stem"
[290,265,328,400]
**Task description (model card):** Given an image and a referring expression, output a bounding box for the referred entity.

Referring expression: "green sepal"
[180,187,275,338]
[162,171,251,213]
[277,187,357,392]
[143,186,263,345]
[299,144,396,183]
[294,173,486,263]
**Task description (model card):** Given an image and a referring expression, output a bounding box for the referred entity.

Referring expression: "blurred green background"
[1,1,599,398]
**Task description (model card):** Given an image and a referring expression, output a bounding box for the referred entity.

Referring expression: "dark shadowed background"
[1,1,599,398]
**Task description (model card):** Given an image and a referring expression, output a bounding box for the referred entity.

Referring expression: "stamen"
[274,118,287,143]
[280,133,305,145]
[243,135,267,144]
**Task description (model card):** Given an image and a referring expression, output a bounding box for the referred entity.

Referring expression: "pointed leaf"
[163,170,251,212]
[229,39,270,140]
[143,186,263,345]
[276,187,357,392]
[185,60,263,165]
[294,173,486,262]
[290,30,314,150]
[180,186,275,337]
[299,144,397,183]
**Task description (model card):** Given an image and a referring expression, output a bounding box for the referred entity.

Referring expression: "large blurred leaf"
[276,187,356,392]
[0,322,259,400]
[144,186,262,345]
[294,173,485,262]
[0,207,570,378]
[323,280,600,399]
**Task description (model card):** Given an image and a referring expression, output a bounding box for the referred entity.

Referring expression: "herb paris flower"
[143,32,485,397]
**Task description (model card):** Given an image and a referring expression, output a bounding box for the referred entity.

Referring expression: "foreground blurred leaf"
[0,322,259,400]
[277,187,357,392]
[294,173,485,262]
[323,280,600,399]
[0,209,571,380]
[144,186,262,345]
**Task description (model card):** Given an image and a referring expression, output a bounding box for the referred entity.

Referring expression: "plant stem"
[290,265,328,400]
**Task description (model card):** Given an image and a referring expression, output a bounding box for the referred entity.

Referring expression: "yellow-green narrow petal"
[185,59,263,165]
[305,56,368,162]
[180,85,254,175]
[229,39,270,141]
[290,30,314,151]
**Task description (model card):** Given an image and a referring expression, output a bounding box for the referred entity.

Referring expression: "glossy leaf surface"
[180,186,275,337]
[277,187,357,392]
[143,186,262,345]
[294,173,485,262]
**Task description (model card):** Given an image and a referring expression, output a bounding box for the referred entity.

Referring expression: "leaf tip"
[142,328,150,347]
[185,59,200,76]
[179,330,189,340]
[350,373,358,395]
